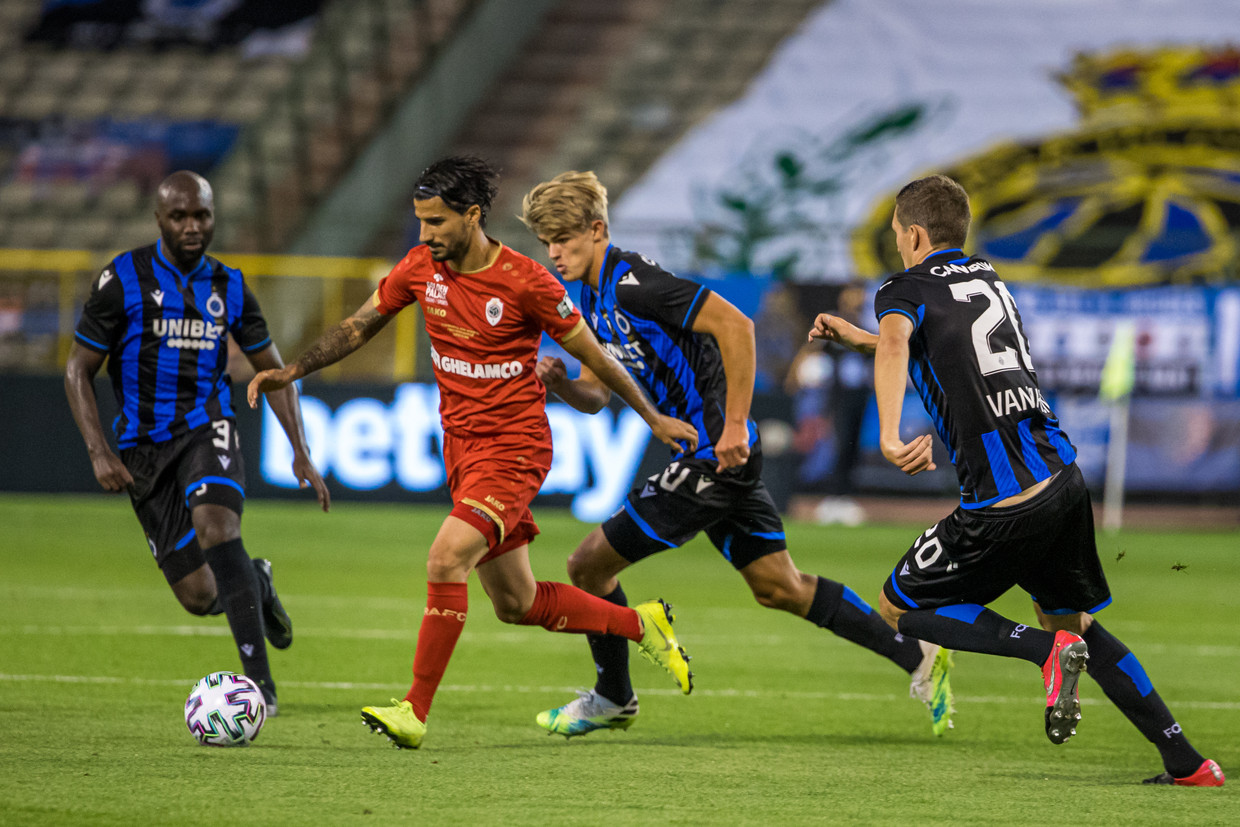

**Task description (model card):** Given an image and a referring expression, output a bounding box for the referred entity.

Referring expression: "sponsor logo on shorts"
[484,495,506,512]
[470,506,494,524]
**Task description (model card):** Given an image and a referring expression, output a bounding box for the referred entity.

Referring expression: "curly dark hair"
[413,155,500,226]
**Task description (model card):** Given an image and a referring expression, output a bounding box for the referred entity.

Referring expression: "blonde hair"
[520,170,609,238]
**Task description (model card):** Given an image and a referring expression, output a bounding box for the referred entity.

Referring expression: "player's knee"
[748,576,798,612]
[565,532,621,592]
[192,508,240,550]
[565,548,605,590]
[877,592,903,630]
[176,586,217,615]
[490,592,533,624]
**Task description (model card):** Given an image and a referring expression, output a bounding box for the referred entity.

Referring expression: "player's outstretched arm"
[874,314,935,475]
[245,342,331,512]
[560,326,698,454]
[247,296,392,408]
[64,343,133,492]
[691,293,755,472]
[808,312,879,355]
[535,356,611,413]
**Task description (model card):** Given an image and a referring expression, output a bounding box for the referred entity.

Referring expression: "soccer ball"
[184,671,266,747]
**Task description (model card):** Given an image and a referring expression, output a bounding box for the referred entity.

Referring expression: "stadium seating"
[0,0,474,255]
[374,0,826,258]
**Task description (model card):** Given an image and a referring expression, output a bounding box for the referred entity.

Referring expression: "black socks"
[1082,622,1204,777]
[202,538,273,697]
[806,577,923,673]
[896,604,1054,665]
[587,583,635,706]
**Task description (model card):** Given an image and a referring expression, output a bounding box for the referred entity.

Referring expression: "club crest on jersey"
[205,292,225,319]
[485,297,504,326]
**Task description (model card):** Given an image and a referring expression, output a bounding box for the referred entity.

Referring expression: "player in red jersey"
[248,156,700,749]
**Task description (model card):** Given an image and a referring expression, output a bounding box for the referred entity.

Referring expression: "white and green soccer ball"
[185,671,266,747]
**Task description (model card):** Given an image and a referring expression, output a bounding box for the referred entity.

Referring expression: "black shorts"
[882,464,1111,616]
[121,419,246,584]
[602,453,786,570]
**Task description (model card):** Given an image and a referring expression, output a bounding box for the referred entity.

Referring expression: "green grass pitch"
[1,493,1235,825]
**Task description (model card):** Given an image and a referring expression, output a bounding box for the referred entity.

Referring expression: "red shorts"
[443,429,552,564]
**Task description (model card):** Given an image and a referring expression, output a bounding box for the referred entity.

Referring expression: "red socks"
[404,580,642,723]
[404,581,468,722]
[518,581,642,640]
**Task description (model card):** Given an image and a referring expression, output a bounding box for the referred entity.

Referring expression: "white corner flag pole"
[1099,320,1137,533]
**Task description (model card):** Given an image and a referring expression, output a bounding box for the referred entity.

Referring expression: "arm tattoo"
[295,308,384,375]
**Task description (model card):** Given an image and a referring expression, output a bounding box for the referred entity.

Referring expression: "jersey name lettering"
[985,386,1051,418]
[929,260,996,277]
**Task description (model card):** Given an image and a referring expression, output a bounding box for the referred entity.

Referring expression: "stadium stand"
[0,0,474,255]
[370,0,825,259]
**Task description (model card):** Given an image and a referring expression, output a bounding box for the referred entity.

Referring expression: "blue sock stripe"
[934,603,986,623]
[1117,652,1154,697]
[841,586,873,614]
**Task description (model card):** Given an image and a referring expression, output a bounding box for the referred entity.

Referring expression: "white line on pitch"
[1,673,1237,711]
[3,625,1237,659]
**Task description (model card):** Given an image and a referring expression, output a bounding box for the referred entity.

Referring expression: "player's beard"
[430,235,468,264]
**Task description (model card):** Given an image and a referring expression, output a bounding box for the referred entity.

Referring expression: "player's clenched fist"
[535,356,568,391]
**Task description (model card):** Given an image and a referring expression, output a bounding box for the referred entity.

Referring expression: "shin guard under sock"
[806,577,924,672]
[517,581,642,639]
[1082,622,1204,777]
[897,604,1054,665]
[202,538,272,693]
[584,584,635,706]
[405,581,469,722]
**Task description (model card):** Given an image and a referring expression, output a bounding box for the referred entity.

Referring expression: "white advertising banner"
[612,0,1240,286]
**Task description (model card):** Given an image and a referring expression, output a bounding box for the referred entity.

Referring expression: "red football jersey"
[374,242,586,436]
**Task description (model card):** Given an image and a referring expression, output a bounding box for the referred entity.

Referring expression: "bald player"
[65,171,329,715]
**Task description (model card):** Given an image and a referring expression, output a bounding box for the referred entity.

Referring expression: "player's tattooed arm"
[247,296,392,408]
[296,303,390,375]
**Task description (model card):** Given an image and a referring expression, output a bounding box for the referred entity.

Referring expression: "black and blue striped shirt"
[74,242,272,449]
[874,249,1077,507]
[578,245,757,462]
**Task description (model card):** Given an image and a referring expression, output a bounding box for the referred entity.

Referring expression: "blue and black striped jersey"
[578,244,757,461]
[874,249,1077,508]
[74,241,272,449]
